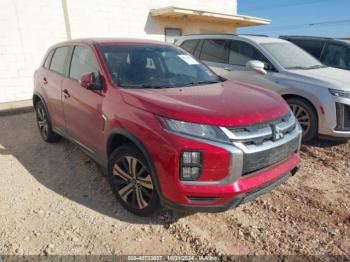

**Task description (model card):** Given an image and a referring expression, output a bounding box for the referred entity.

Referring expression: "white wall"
[0,0,66,103]
[0,0,237,103]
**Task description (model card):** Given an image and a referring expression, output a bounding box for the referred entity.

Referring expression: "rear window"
[200,39,229,64]
[50,46,70,74]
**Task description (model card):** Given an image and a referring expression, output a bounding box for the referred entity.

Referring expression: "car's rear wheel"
[287,98,318,142]
[35,100,61,143]
[108,145,160,216]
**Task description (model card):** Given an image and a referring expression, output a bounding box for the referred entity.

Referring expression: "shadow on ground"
[0,112,189,226]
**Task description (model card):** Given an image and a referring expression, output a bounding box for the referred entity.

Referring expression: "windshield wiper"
[181,80,219,87]
[306,65,327,69]
[285,66,310,70]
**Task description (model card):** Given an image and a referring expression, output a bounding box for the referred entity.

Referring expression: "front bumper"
[319,97,350,138]
[161,166,299,212]
[154,114,302,212]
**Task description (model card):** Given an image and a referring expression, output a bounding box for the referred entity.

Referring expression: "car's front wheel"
[287,98,318,142]
[108,145,160,216]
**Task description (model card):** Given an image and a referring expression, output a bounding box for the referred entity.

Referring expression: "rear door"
[40,46,70,130]
[62,44,105,155]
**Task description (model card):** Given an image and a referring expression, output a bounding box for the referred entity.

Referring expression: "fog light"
[180,151,202,181]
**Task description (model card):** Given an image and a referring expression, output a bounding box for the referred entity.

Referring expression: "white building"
[0,0,269,104]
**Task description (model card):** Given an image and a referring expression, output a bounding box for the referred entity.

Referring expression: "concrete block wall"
[0,0,66,103]
[0,0,237,103]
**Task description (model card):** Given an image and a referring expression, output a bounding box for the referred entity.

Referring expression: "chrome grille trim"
[221,113,297,146]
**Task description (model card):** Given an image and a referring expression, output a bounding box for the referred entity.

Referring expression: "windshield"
[98,44,221,88]
[261,42,325,70]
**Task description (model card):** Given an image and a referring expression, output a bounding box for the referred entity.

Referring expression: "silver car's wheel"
[287,97,318,142]
[113,156,154,210]
[289,103,311,135]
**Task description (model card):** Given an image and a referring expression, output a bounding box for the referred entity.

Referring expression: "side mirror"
[246,60,267,75]
[79,72,102,90]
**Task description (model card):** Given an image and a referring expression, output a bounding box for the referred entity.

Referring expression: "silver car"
[176,34,350,142]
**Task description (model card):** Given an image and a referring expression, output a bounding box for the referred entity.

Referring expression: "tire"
[107,144,160,216]
[35,100,61,143]
[286,97,318,142]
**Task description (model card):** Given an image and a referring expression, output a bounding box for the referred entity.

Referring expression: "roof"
[51,38,168,48]
[180,34,288,44]
[150,6,271,27]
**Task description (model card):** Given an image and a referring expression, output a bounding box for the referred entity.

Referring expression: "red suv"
[33,39,302,216]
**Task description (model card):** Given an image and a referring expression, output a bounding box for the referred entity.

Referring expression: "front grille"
[227,113,296,145]
[336,103,350,131]
[242,136,299,174]
[223,113,301,176]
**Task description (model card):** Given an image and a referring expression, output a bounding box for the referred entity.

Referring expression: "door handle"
[43,77,48,85]
[223,68,234,71]
[63,89,70,98]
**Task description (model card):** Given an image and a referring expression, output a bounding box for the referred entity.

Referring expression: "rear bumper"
[161,166,299,212]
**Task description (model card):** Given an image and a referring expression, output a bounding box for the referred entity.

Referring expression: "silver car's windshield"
[262,42,326,70]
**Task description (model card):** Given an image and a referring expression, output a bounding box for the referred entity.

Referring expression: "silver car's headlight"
[159,117,230,143]
[329,88,350,99]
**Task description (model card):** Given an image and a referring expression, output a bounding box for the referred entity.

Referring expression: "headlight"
[158,117,230,143]
[329,88,350,99]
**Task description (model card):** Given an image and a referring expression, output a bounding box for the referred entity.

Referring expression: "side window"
[180,40,200,55]
[43,50,54,69]
[228,40,272,69]
[322,43,350,69]
[292,39,325,59]
[200,39,229,64]
[69,46,99,81]
[49,46,70,74]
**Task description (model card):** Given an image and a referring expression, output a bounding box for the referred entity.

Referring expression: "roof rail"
[280,35,332,40]
[239,34,269,37]
[184,33,237,36]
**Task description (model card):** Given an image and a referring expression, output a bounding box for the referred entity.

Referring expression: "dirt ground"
[0,112,349,258]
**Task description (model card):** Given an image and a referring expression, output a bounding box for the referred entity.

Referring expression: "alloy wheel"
[112,156,154,210]
[289,104,311,136]
[36,105,49,140]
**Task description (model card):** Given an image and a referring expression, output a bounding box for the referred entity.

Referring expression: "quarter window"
[69,46,99,81]
[200,39,229,64]
[44,50,54,69]
[49,46,70,74]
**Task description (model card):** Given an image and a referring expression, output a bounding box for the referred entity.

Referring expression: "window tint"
[180,40,199,55]
[228,40,269,67]
[322,43,350,70]
[69,46,99,81]
[44,50,54,69]
[50,46,69,74]
[200,39,229,64]
[290,39,325,59]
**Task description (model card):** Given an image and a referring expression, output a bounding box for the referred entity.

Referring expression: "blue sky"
[237,0,350,38]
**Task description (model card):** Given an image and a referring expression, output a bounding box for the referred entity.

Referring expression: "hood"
[121,81,290,127]
[286,67,350,91]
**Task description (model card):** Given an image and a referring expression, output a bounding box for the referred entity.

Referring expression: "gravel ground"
[0,112,349,259]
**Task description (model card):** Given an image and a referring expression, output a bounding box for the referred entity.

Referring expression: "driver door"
[62,45,105,155]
